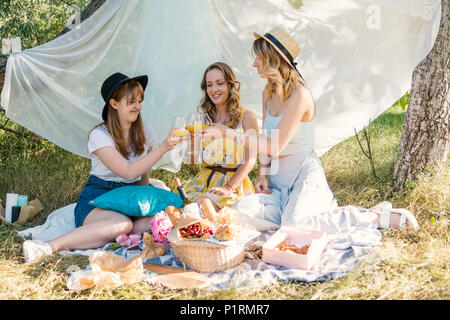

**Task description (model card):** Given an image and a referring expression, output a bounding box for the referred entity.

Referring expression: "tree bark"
[0,0,106,92]
[393,0,450,191]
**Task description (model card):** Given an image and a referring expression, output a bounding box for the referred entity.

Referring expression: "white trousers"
[233,150,339,232]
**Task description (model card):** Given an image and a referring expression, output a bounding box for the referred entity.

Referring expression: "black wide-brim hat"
[101,72,149,121]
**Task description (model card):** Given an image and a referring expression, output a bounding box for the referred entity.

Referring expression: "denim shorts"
[74,175,139,228]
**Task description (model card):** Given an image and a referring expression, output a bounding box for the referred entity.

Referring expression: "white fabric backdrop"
[1,0,441,171]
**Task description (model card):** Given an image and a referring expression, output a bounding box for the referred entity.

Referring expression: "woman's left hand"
[208,185,233,196]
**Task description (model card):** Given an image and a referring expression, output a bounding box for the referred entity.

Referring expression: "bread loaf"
[200,198,218,223]
[165,206,182,227]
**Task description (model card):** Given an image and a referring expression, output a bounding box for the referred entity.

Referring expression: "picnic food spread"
[177,214,215,240]
[164,201,250,273]
[166,198,242,243]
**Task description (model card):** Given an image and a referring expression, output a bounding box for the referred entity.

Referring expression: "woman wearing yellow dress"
[184,62,259,211]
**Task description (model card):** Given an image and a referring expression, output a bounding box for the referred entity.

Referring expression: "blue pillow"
[90,185,183,217]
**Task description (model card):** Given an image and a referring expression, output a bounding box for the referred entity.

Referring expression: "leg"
[130,215,155,234]
[280,163,337,229]
[232,191,283,232]
[47,208,133,252]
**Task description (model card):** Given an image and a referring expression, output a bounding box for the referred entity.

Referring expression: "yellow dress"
[184,109,255,208]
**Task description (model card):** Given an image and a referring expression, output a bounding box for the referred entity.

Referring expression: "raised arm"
[224,110,259,189]
[94,131,183,181]
[203,86,315,158]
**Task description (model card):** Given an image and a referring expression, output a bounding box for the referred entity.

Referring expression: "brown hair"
[91,80,146,159]
[199,62,244,129]
[253,37,303,102]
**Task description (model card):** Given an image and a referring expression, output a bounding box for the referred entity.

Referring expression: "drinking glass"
[186,113,205,163]
[187,112,205,133]
[171,116,187,130]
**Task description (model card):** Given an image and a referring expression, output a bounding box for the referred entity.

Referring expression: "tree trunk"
[393,0,450,191]
[0,0,106,92]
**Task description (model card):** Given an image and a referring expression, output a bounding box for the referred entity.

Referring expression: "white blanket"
[18,202,382,288]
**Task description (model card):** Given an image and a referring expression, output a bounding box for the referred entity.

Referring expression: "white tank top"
[263,104,315,156]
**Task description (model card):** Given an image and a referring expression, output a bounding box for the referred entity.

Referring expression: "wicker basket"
[167,229,245,273]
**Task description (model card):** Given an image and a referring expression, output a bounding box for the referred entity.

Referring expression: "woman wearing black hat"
[23,73,185,263]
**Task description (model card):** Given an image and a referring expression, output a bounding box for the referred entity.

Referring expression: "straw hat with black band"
[101,72,149,122]
[253,26,305,83]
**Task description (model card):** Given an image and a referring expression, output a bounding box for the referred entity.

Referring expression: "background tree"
[393,0,449,191]
[0,0,100,90]
[0,0,99,138]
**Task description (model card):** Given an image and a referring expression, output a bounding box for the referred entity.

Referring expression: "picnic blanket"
[18,201,382,289]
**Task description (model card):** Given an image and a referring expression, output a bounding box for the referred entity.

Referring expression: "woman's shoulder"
[242,108,256,120]
[87,123,115,153]
[89,123,110,140]
[289,85,314,108]
[241,108,258,131]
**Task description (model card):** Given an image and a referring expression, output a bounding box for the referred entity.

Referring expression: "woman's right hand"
[254,175,272,194]
[161,129,186,151]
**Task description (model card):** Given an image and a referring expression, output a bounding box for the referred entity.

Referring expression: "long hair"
[252,37,303,103]
[199,62,244,129]
[91,80,146,159]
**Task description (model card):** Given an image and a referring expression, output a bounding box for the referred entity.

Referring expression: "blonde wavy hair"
[199,62,244,129]
[253,37,304,103]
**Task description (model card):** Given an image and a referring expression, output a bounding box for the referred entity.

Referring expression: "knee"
[113,218,134,236]
[194,196,207,204]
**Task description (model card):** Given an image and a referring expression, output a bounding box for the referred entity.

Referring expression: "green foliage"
[287,0,304,10]
[0,0,91,160]
[0,0,91,50]
[392,91,410,110]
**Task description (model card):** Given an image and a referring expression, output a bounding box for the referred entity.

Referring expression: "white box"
[262,227,328,270]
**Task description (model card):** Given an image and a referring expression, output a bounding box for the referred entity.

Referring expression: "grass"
[0,104,448,300]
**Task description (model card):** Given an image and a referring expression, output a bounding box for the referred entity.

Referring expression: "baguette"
[200,198,219,223]
[165,206,182,227]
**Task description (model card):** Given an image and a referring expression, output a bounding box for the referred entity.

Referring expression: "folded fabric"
[90,185,183,217]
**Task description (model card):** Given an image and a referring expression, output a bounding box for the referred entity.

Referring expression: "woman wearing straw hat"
[22,72,186,263]
[204,27,419,232]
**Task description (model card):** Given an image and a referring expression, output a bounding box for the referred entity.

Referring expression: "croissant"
[216,206,238,225]
[215,224,240,241]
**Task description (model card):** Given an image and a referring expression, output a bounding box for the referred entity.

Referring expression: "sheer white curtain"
[1,0,441,170]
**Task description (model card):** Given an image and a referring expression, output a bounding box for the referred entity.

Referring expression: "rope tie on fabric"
[204,166,238,188]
